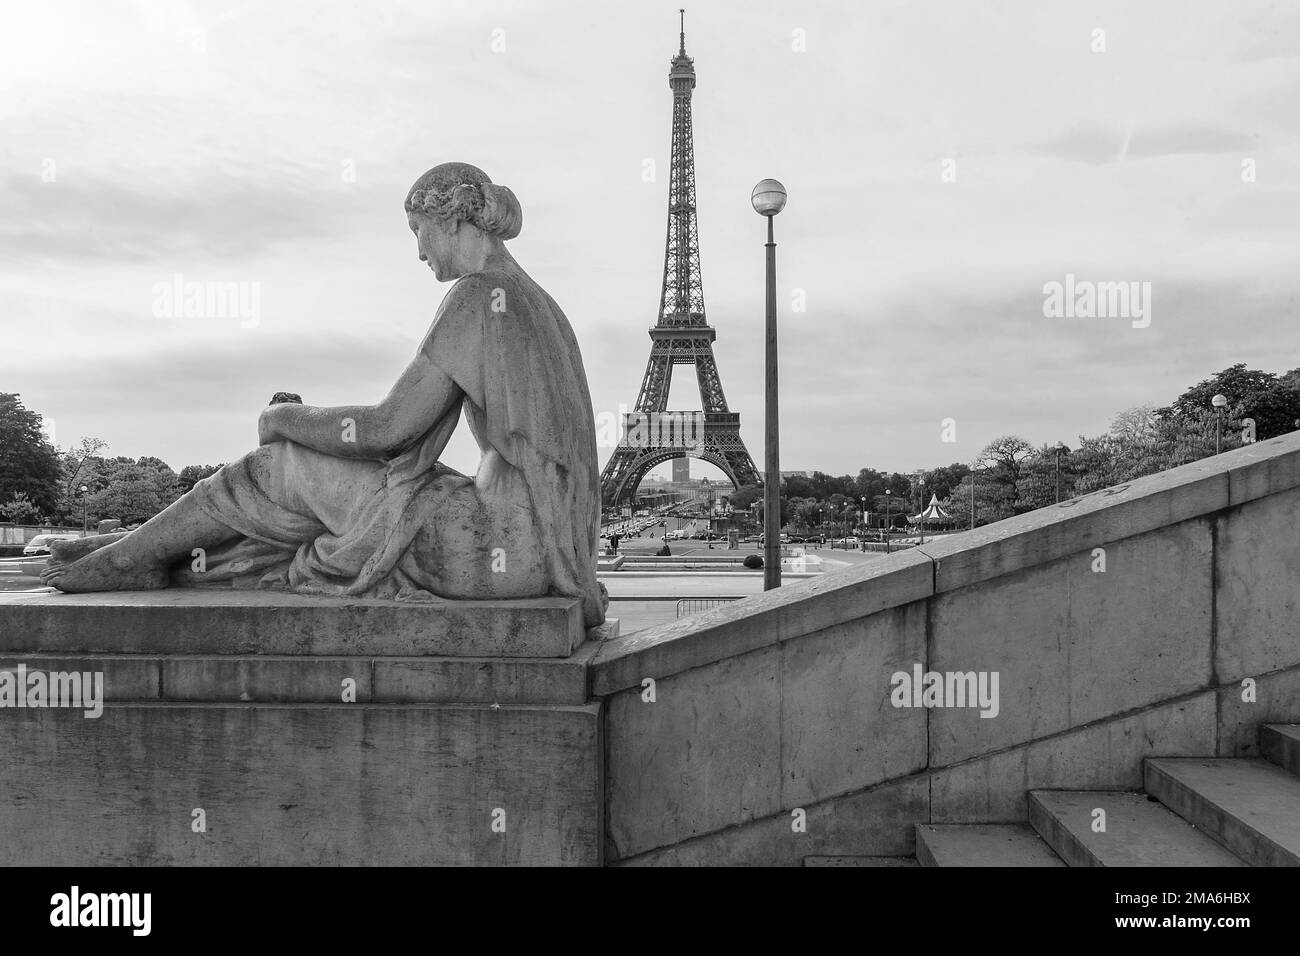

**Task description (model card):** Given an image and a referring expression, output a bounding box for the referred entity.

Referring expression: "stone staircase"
[805,725,1300,867]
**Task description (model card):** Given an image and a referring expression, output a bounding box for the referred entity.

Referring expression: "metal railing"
[675,597,739,618]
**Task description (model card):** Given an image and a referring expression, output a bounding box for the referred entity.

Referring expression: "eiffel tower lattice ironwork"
[599,12,759,509]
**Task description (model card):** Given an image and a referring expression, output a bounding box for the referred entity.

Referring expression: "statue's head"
[405,163,522,280]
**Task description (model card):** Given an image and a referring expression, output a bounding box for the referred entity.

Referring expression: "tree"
[1069,434,1124,494]
[80,456,181,526]
[0,491,43,524]
[1016,448,1061,512]
[178,463,224,495]
[1164,364,1275,420]
[1238,386,1300,441]
[1109,404,1159,447]
[1162,364,1300,441]
[782,474,816,499]
[751,496,791,527]
[942,474,1008,529]
[728,483,762,512]
[871,493,908,527]
[792,498,821,533]
[974,435,1034,515]
[854,468,886,503]
[921,462,971,503]
[60,436,108,510]
[0,394,61,517]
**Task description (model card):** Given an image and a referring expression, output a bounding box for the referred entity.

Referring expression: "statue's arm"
[256,278,482,459]
[257,357,460,460]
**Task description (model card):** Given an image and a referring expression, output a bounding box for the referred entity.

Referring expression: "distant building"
[672,459,690,483]
[780,470,812,479]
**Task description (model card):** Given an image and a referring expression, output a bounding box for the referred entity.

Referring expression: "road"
[603,544,892,634]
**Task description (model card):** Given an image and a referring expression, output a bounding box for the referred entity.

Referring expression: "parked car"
[23,533,82,556]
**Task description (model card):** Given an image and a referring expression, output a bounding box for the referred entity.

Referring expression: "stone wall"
[3,433,1296,866]
[0,525,81,546]
[0,591,610,866]
[591,432,1300,865]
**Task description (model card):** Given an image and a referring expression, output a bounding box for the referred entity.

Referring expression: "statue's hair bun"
[477,183,522,240]
[404,164,522,240]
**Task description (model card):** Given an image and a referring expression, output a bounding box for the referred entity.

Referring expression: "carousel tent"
[908,494,951,524]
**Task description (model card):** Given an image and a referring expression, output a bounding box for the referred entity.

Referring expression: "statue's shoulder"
[433,274,495,324]
[460,267,543,318]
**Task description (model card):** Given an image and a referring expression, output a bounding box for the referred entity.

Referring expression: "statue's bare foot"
[43,541,168,593]
[42,533,132,585]
[46,532,131,566]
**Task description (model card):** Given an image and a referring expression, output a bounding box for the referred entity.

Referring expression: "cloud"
[1034,124,1259,165]
[4,0,1299,477]
[0,172,368,265]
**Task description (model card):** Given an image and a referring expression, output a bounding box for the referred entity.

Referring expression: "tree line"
[2,363,1297,530]
[726,363,1300,534]
[0,395,223,527]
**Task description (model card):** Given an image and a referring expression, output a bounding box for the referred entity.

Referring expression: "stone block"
[1215,663,1300,757]
[604,645,782,860]
[930,692,1215,823]
[0,654,160,702]
[779,603,927,807]
[161,657,373,703]
[617,774,928,866]
[1214,485,1300,682]
[929,521,1212,764]
[0,702,602,866]
[0,590,586,658]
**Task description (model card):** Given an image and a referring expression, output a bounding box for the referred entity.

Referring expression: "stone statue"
[44,162,607,628]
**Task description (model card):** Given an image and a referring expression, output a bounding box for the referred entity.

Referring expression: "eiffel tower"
[599,11,759,509]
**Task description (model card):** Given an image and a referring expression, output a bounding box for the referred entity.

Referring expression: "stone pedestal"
[0,590,614,866]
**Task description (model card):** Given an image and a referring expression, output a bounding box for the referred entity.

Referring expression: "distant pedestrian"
[610,533,620,554]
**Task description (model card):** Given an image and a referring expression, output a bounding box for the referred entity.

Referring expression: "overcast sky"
[2,0,1297,481]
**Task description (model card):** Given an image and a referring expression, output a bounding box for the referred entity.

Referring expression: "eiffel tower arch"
[599,13,759,510]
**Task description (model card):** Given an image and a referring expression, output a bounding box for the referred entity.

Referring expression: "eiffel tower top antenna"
[679,8,686,55]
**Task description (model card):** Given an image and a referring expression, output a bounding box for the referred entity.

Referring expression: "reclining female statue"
[44,162,607,628]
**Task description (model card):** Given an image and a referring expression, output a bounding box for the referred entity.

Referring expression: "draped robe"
[178,270,606,629]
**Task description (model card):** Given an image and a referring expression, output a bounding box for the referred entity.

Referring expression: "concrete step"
[1028,790,1244,867]
[1260,725,1300,776]
[803,856,917,867]
[915,824,1064,867]
[1145,758,1300,867]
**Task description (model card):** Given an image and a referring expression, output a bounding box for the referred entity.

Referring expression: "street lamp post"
[753,178,787,590]
[918,476,926,545]
[1212,394,1228,454]
[969,468,976,530]
[1054,441,1067,503]
[79,484,89,536]
[885,490,892,554]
